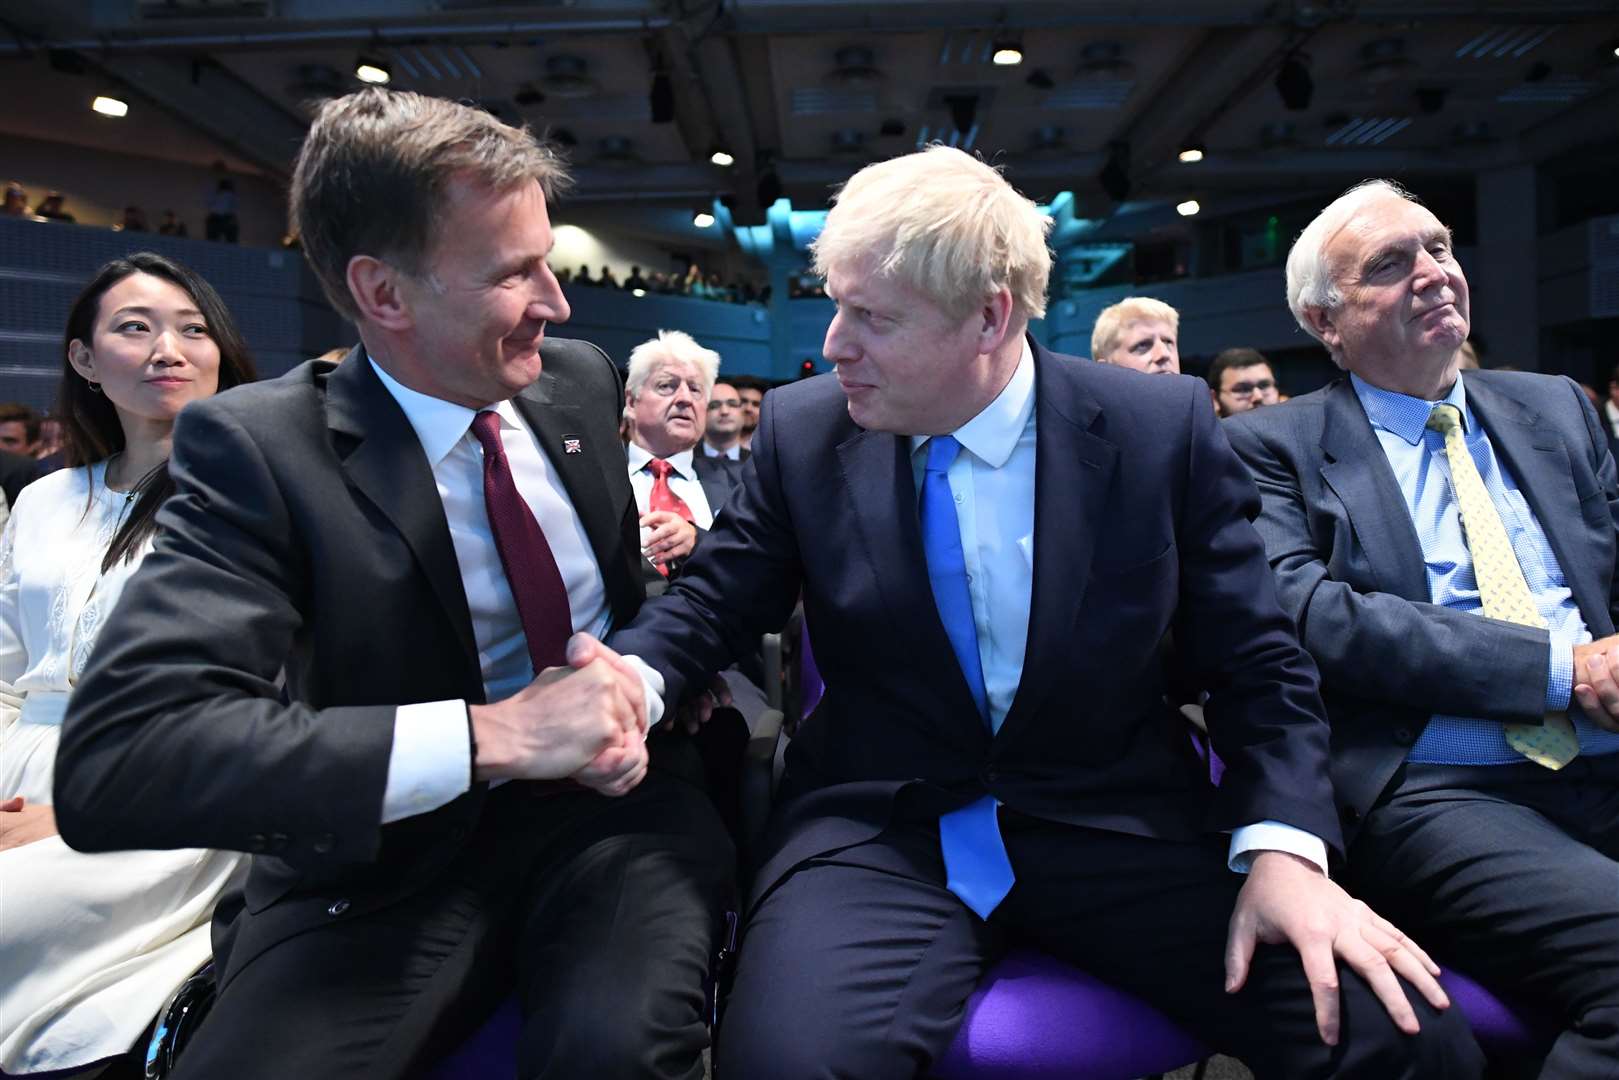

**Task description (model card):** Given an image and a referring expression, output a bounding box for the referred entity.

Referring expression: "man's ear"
[975,286,1016,353]
[1303,304,1342,353]
[67,339,95,383]
[346,255,414,332]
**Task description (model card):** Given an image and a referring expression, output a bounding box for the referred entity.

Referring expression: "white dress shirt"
[909,341,1327,875]
[371,358,663,824]
[627,444,715,529]
[703,441,743,461]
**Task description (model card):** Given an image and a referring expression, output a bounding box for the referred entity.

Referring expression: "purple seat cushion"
[930,949,1208,1080]
[425,997,522,1080]
[1437,967,1554,1058]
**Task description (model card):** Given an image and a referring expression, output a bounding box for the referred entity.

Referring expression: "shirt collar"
[1350,370,1469,447]
[626,441,695,479]
[908,337,1036,467]
[369,355,525,468]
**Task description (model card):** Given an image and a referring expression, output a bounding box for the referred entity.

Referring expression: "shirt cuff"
[618,655,666,731]
[1546,640,1574,712]
[1228,821,1329,876]
[381,700,472,824]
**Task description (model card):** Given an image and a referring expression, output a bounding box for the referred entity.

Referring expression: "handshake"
[469,633,652,797]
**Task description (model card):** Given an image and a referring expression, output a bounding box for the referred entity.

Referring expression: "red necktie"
[469,411,573,673]
[646,458,693,577]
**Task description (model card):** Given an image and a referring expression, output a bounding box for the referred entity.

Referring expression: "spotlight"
[709,148,735,167]
[354,56,391,85]
[632,287,647,298]
[1177,141,1205,163]
[1276,53,1313,110]
[992,41,1023,66]
[1176,199,1201,217]
[92,95,129,118]
[693,210,716,228]
[650,70,674,123]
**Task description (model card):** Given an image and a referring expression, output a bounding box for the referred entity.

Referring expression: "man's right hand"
[470,656,641,783]
[1572,634,1619,732]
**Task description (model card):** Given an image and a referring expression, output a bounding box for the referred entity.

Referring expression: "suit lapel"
[512,376,622,582]
[693,457,735,517]
[1319,380,1430,602]
[1000,344,1118,736]
[325,350,479,672]
[1465,377,1608,625]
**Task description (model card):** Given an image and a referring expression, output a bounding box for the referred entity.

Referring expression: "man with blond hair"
[610,146,1476,1077]
[1226,178,1619,1076]
[1090,295,1181,373]
[57,89,733,1079]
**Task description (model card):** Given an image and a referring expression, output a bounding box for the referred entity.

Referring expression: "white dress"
[0,463,246,1074]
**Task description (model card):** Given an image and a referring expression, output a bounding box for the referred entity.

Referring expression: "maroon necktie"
[645,458,694,577]
[469,411,573,673]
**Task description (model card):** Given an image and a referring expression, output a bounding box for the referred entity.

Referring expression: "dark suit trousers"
[174,769,735,1080]
[717,810,1482,1080]
[1345,752,1619,1080]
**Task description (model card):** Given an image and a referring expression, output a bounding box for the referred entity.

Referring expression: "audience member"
[0,252,255,1076]
[55,89,732,1080]
[1602,363,1619,446]
[118,205,148,233]
[1226,178,1619,1078]
[31,193,73,224]
[0,451,39,515]
[611,145,1472,1080]
[1208,346,1281,417]
[731,375,764,450]
[574,263,594,286]
[0,405,40,457]
[624,265,648,291]
[3,182,27,217]
[1090,295,1180,374]
[30,418,63,472]
[158,209,188,237]
[599,264,619,289]
[702,380,748,461]
[204,178,238,243]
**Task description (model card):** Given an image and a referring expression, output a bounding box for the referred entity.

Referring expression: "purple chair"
[426,999,522,1080]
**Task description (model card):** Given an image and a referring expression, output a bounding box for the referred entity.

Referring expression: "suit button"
[982,767,1000,784]
[268,833,290,853]
[312,833,335,855]
[1393,727,1415,746]
[248,833,268,853]
[327,900,351,917]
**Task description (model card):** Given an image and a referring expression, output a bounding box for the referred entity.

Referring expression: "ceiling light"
[632,287,647,297]
[709,149,735,167]
[355,56,390,85]
[693,211,716,228]
[992,42,1024,66]
[1177,141,1205,163]
[91,95,128,117]
[1176,199,1201,217]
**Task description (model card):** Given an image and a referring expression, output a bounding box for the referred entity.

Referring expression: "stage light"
[709,149,735,167]
[1176,199,1201,217]
[92,95,128,117]
[992,42,1023,66]
[632,288,647,297]
[1177,141,1205,163]
[693,211,716,228]
[355,56,391,85]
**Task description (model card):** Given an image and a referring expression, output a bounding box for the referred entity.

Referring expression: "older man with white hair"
[611,148,1476,1078]
[1226,178,1619,1077]
[1090,295,1181,373]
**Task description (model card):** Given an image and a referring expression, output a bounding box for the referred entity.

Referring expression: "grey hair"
[625,329,721,401]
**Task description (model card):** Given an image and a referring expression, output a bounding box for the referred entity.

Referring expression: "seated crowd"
[4,179,235,245]
[0,87,1613,1080]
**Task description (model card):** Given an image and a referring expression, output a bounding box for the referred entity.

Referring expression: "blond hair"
[290,88,571,321]
[1090,296,1180,361]
[625,330,721,401]
[810,145,1052,321]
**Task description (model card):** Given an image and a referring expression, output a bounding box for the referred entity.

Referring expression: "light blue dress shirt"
[907,343,1328,873]
[1351,373,1619,763]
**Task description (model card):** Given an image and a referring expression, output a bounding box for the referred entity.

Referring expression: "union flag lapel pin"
[562,435,583,454]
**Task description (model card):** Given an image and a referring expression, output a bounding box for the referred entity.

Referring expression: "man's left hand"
[0,796,58,851]
[640,510,697,567]
[1225,850,1449,1046]
[674,674,734,735]
[1572,639,1619,733]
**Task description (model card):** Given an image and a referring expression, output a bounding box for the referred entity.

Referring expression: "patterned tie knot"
[927,434,962,474]
[1426,403,1463,437]
[648,458,675,480]
[469,410,504,456]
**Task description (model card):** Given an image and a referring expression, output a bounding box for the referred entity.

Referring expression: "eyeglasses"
[1223,379,1275,396]
[708,397,741,410]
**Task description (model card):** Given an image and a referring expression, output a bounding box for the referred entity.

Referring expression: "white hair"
[1286,178,1421,364]
[1090,296,1180,362]
[810,144,1053,321]
[625,329,721,400]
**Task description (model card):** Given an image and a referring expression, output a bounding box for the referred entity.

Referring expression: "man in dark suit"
[0,448,41,514]
[700,380,750,462]
[1225,179,1619,1077]
[54,89,733,1079]
[609,147,1476,1078]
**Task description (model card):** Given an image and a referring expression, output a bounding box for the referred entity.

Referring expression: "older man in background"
[1226,178,1619,1078]
[1090,296,1181,374]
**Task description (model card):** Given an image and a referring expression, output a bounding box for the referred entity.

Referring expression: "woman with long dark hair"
[0,252,256,1075]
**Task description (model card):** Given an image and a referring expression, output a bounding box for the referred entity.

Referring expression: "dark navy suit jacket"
[612,340,1341,901]
[1225,371,1619,840]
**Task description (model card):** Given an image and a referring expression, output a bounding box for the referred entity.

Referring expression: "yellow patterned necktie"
[1426,403,1578,769]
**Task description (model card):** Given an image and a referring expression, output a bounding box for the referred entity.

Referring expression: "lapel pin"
[562,435,583,455]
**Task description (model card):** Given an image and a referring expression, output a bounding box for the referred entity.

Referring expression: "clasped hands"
[1571,634,1619,732]
[469,633,650,797]
[0,795,57,851]
[1227,851,1448,1045]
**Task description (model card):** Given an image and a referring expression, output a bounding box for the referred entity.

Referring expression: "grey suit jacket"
[1225,370,1619,839]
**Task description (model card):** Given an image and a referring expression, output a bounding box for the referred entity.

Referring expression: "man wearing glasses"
[1209,347,1282,417]
[702,381,750,461]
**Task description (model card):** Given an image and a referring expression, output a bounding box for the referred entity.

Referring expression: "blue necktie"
[921,435,1015,919]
